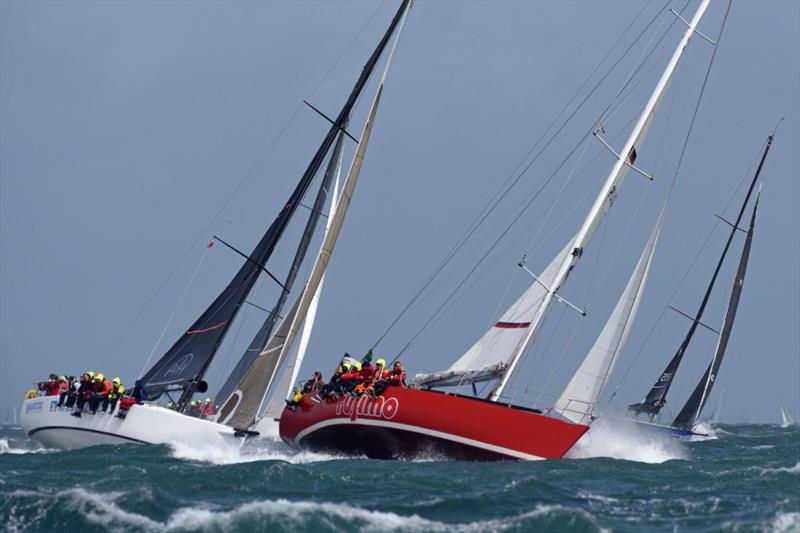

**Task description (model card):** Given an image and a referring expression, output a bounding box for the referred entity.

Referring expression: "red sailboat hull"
[279,387,588,461]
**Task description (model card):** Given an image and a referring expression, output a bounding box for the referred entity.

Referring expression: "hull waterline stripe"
[294,418,545,461]
[28,426,149,444]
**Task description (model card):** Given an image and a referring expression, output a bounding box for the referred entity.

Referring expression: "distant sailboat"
[629,134,774,436]
[779,400,794,428]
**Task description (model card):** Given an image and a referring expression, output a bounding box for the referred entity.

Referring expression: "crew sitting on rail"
[89,373,112,414]
[116,380,145,418]
[38,374,61,396]
[59,376,80,408]
[373,361,407,396]
[71,372,95,417]
[103,377,125,414]
[200,398,216,418]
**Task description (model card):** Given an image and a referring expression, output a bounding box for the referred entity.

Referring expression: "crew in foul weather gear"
[103,377,125,413]
[89,373,112,414]
[71,372,94,417]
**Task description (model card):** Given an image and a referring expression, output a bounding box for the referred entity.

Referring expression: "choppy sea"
[1,420,797,532]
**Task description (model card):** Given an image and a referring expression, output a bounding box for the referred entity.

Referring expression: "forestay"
[554,205,664,424]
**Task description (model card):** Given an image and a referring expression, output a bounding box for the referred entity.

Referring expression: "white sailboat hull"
[20,397,242,451]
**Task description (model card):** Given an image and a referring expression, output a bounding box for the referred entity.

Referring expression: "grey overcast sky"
[1,1,798,424]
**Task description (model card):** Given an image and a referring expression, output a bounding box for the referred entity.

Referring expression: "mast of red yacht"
[490,0,712,401]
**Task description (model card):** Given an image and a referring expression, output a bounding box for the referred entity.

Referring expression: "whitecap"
[166,438,353,465]
[758,462,800,476]
[565,418,687,464]
[6,488,606,532]
[0,438,52,455]
[770,511,800,533]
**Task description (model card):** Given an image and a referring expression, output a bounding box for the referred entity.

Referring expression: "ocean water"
[1,421,798,532]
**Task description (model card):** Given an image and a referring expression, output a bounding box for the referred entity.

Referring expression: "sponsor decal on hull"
[334,394,399,421]
[25,400,43,414]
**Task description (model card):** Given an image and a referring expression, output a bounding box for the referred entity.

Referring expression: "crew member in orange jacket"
[90,373,113,414]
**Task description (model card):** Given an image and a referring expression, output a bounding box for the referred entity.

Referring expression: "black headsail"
[672,192,760,430]
[629,134,774,419]
[214,129,347,407]
[139,0,411,408]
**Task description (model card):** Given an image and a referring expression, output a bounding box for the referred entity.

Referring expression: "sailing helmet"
[205,398,212,404]
[112,377,121,385]
[86,371,95,379]
[342,362,352,371]
[59,375,67,382]
[354,362,362,371]
[376,358,386,367]
[95,373,104,381]
[49,373,58,380]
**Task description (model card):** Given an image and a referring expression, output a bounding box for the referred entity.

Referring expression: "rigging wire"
[138,244,213,376]
[390,3,683,363]
[372,1,670,352]
[606,0,737,405]
[96,4,385,368]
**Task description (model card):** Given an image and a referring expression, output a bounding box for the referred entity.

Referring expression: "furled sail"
[554,206,664,424]
[139,0,411,409]
[215,130,347,411]
[672,193,759,430]
[629,134,774,419]
[414,238,575,388]
[222,11,408,429]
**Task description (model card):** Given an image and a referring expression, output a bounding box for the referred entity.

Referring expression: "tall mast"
[141,0,411,410]
[215,130,347,407]
[629,134,774,419]
[490,0,711,401]
[672,192,760,430]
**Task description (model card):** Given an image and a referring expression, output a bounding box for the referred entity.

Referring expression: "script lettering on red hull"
[335,395,399,421]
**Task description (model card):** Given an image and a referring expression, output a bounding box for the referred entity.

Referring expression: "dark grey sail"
[672,193,759,430]
[629,134,774,419]
[214,130,346,408]
[139,0,411,409]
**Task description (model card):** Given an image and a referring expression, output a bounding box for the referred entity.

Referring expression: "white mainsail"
[414,238,574,388]
[554,207,664,424]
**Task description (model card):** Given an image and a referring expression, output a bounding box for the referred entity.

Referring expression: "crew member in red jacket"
[388,362,407,387]
[43,374,61,396]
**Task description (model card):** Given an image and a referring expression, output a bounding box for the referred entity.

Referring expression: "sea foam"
[6,487,606,533]
[565,417,687,464]
[166,438,352,465]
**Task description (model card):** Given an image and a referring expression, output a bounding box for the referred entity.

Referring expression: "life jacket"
[96,379,113,397]
[360,363,375,380]
[109,384,125,400]
[58,381,69,394]
[340,370,360,381]
[203,403,216,416]
[45,380,61,396]
[388,370,407,386]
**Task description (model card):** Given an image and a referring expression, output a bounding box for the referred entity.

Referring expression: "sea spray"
[565,417,687,463]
